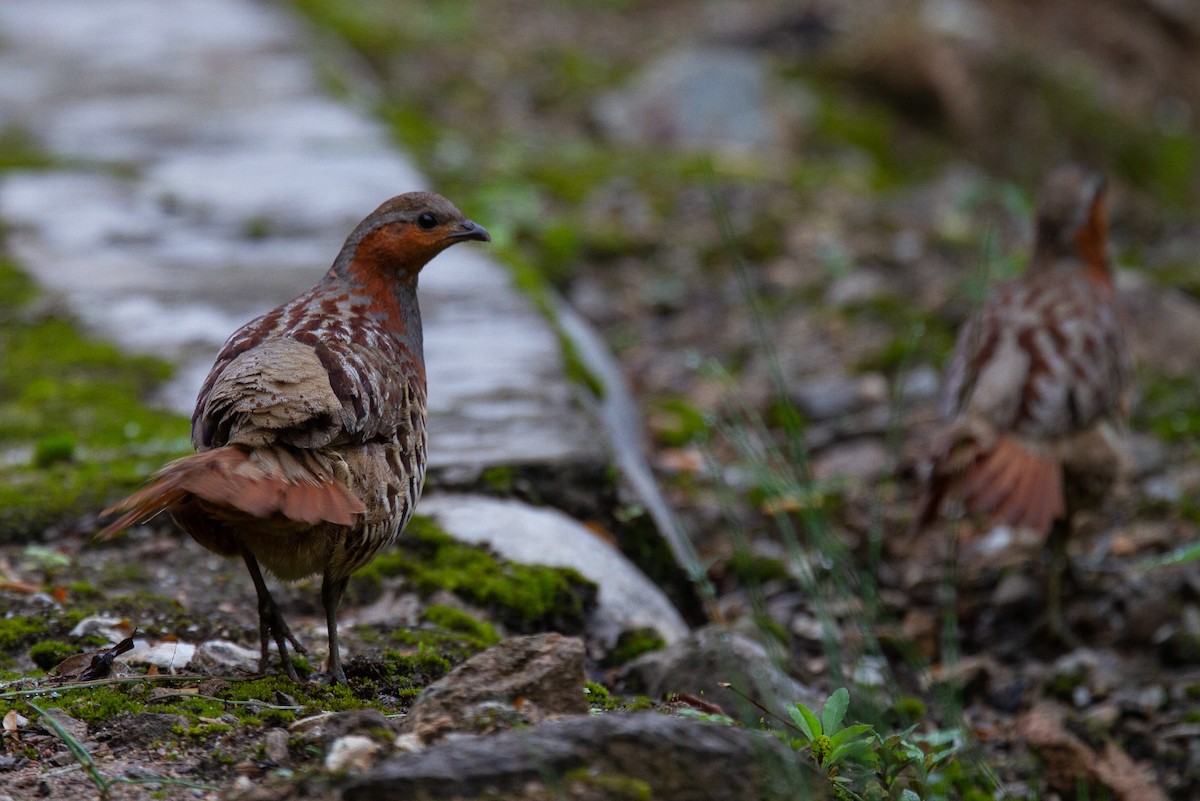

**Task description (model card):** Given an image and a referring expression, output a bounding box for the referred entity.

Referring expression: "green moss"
[67,581,103,601]
[44,684,147,726]
[0,125,58,172]
[0,260,191,540]
[0,615,49,651]
[648,397,708,448]
[346,645,455,705]
[28,640,76,671]
[1135,372,1200,443]
[605,628,666,666]
[727,550,791,587]
[362,515,597,632]
[480,465,518,495]
[422,604,500,649]
[584,680,615,711]
[0,259,38,313]
[563,768,652,801]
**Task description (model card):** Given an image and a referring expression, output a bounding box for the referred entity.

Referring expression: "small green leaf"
[829,737,878,769]
[821,687,850,735]
[788,702,822,742]
[828,723,875,751]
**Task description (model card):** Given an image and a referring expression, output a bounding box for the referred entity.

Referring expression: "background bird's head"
[1032,165,1110,279]
[338,191,490,281]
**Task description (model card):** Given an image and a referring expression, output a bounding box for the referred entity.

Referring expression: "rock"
[325,735,382,774]
[812,438,890,483]
[192,639,260,674]
[826,269,890,307]
[67,616,130,643]
[37,708,87,743]
[1119,273,1200,378]
[1017,702,1168,801]
[419,495,689,650]
[263,728,290,764]
[899,364,941,401]
[594,47,786,155]
[319,710,395,748]
[791,375,884,420]
[990,571,1040,609]
[123,640,196,671]
[619,624,817,723]
[345,712,812,801]
[402,633,587,742]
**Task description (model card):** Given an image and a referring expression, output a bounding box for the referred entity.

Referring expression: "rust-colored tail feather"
[914,427,1065,536]
[97,446,365,539]
[960,436,1064,535]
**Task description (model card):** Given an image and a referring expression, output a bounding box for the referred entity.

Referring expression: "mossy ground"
[358,514,597,633]
[0,258,191,541]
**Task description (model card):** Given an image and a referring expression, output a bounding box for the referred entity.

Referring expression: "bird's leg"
[321,574,350,685]
[239,544,305,681]
[1045,516,1080,648]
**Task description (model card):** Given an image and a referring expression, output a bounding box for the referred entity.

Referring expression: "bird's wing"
[940,274,1126,439]
[193,337,356,450]
[938,286,1031,432]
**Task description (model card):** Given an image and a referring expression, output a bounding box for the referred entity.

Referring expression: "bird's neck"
[319,255,425,370]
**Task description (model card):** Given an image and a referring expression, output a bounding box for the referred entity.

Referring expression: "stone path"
[0,0,600,473]
[0,0,692,655]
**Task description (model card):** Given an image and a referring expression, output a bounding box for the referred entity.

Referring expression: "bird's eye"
[417,212,438,230]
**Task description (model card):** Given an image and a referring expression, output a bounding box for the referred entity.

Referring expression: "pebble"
[325,735,382,773]
[192,639,259,674]
[812,437,890,482]
[263,728,290,764]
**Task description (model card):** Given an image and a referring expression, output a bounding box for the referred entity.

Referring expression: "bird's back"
[178,277,428,580]
[940,263,1129,442]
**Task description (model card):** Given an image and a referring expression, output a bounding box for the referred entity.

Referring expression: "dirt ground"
[4,0,1200,799]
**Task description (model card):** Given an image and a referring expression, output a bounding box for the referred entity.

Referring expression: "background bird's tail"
[914,423,1064,536]
[97,445,366,538]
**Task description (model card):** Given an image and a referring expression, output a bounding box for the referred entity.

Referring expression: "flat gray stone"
[619,624,818,723]
[344,712,814,801]
[420,494,689,649]
[0,0,601,473]
[402,633,587,742]
[595,47,786,155]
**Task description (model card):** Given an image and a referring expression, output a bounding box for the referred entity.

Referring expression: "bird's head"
[337,191,490,281]
[1032,165,1110,280]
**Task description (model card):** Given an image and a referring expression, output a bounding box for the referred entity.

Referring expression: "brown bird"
[914,166,1131,631]
[98,192,490,683]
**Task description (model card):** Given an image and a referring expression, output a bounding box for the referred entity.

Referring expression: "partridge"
[915,166,1130,594]
[99,192,490,684]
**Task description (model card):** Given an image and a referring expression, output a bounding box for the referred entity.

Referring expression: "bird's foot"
[256,595,307,682]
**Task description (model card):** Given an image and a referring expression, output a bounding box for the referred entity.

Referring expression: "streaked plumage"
[100,192,490,683]
[916,165,1131,536]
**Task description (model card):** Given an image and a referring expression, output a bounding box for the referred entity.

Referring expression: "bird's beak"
[446,220,491,243]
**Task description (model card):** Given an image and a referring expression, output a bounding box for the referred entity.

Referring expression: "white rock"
[419,494,689,649]
[324,734,381,773]
[192,640,260,673]
[68,616,129,643]
[124,640,196,671]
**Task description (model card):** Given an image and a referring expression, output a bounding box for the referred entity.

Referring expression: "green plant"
[786,688,966,801]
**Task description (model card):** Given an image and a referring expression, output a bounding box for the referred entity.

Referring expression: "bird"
[98,192,490,684]
[913,165,1131,635]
